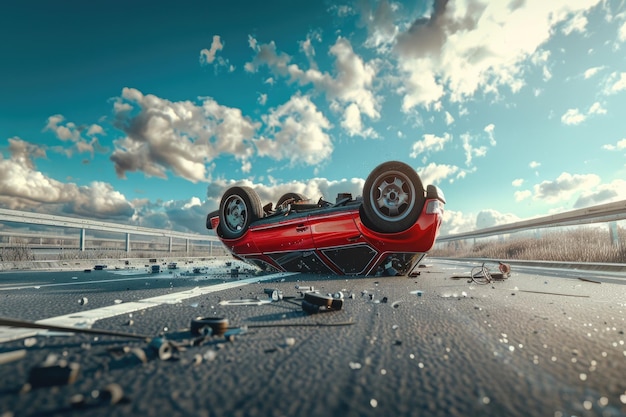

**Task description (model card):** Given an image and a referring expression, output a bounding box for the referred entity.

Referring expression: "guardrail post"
[126,233,131,252]
[609,222,620,247]
[80,229,86,251]
[186,239,189,254]
[169,236,173,253]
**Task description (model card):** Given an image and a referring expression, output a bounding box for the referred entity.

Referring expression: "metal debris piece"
[98,383,126,405]
[148,337,174,361]
[190,317,229,336]
[78,297,88,306]
[264,288,284,301]
[577,277,601,284]
[410,290,423,297]
[518,290,590,298]
[218,299,272,306]
[0,317,151,340]
[0,349,27,365]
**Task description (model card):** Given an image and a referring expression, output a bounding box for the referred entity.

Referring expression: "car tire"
[361,161,425,233]
[276,192,307,207]
[219,186,263,239]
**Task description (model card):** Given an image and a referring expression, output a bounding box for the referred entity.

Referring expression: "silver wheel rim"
[369,170,415,222]
[223,195,247,233]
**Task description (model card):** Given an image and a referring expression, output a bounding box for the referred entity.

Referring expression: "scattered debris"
[190,317,229,337]
[78,297,88,306]
[518,290,590,298]
[577,277,601,284]
[27,359,80,389]
[450,261,511,285]
[0,349,27,365]
[410,290,424,297]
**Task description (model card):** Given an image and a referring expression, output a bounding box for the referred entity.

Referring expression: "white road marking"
[0,272,296,343]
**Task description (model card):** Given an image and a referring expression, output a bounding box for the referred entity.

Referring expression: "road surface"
[0,258,624,417]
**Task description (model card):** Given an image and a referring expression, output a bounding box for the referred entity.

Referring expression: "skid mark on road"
[0,272,296,343]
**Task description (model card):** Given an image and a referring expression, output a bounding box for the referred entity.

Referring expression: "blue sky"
[1,0,625,236]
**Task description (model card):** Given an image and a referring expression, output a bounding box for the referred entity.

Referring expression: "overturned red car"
[206,161,445,276]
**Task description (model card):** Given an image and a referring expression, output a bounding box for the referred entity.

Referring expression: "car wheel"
[276,192,307,207]
[219,186,263,239]
[362,161,425,233]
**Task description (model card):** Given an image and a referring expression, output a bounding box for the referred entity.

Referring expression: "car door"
[309,208,378,275]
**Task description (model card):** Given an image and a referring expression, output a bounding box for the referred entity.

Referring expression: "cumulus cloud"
[391,0,602,110]
[246,36,380,137]
[256,93,332,166]
[410,133,451,158]
[529,161,541,169]
[574,179,626,208]
[606,71,626,93]
[561,101,606,125]
[44,114,105,156]
[584,66,604,79]
[532,172,601,203]
[417,162,459,185]
[602,138,626,151]
[111,87,259,182]
[561,108,585,125]
[512,178,524,187]
[200,35,224,65]
[0,140,134,220]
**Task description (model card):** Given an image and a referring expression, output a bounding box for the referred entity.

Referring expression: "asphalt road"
[0,258,625,417]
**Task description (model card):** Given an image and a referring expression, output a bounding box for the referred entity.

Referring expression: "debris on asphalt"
[450,261,512,285]
[0,349,27,365]
[78,297,88,306]
[577,277,601,284]
[518,290,590,298]
[410,290,424,297]
[26,358,81,389]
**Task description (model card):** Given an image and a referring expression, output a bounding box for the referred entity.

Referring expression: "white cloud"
[417,162,459,185]
[532,172,601,203]
[391,0,602,110]
[607,72,626,93]
[561,108,585,125]
[529,161,541,169]
[584,66,604,78]
[43,114,104,156]
[444,111,454,125]
[514,189,532,202]
[484,123,495,146]
[0,142,134,220]
[512,178,524,187]
[460,133,488,166]
[619,20,626,42]
[111,87,259,182]
[602,138,626,150]
[410,133,451,158]
[256,94,332,166]
[246,36,380,137]
[561,12,588,35]
[574,179,626,207]
[561,101,606,125]
[199,35,224,65]
[258,93,268,105]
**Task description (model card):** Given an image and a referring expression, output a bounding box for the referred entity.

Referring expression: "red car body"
[207,161,445,276]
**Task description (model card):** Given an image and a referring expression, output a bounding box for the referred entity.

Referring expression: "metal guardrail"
[0,208,219,253]
[437,199,626,243]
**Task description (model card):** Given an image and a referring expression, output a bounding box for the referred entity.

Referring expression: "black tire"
[276,192,307,207]
[361,161,425,233]
[218,186,263,239]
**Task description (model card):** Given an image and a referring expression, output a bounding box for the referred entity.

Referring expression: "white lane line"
[0,272,296,343]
